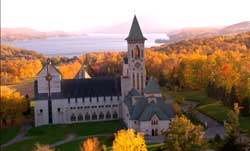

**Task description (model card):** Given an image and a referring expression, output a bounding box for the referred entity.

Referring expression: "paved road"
[182,101,226,139]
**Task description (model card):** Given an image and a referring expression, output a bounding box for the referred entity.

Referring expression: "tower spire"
[125,15,147,41]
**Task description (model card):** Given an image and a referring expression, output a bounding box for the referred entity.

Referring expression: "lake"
[2,33,168,57]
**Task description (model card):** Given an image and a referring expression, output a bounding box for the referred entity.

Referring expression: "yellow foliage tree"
[0,86,28,126]
[80,137,101,151]
[112,129,147,151]
[163,115,206,151]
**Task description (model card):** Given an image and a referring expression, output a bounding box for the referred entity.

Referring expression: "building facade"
[34,15,174,136]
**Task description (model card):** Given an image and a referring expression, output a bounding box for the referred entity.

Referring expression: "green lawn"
[55,136,113,151]
[197,102,250,133]
[197,101,230,123]
[1,120,122,151]
[162,88,250,134]
[162,89,217,105]
[0,127,20,145]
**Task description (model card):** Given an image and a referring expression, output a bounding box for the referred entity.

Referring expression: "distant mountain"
[220,21,250,34]
[85,17,171,34]
[165,21,250,43]
[0,28,81,41]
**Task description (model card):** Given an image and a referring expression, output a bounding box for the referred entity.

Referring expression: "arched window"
[137,73,139,90]
[141,75,144,91]
[92,112,97,120]
[71,114,76,121]
[134,45,140,58]
[132,73,135,88]
[113,111,118,119]
[106,111,111,119]
[99,112,104,120]
[155,129,158,136]
[85,113,90,120]
[78,114,83,121]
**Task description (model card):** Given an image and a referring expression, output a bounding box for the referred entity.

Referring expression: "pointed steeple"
[125,15,147,41]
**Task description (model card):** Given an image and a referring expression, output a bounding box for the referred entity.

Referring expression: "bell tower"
[125,15,147,94]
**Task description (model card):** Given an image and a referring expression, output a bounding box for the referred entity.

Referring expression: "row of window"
[69,104,118,110]
[67,96,120,104]
[132,73,144,90]
[70,111,118,121]
[151,120,158,125]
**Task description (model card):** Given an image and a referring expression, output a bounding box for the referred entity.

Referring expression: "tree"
[112,129,147,151]
[33,144,54,151]
[163,115,206,151]
[220,106,246,151]
[80,137,101,151]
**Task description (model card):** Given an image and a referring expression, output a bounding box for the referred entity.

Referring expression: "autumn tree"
[163,115,206,151]
[0,86,28,126]
[112,129,147,151]
[80,137,101,151]
[220,106,246,151]
[33,144,54,151]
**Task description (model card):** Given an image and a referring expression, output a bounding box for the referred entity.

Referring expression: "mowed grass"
[55,136,113,151]
[162,88,250,133]
[197,101,230,123]
[161,88,216,105]
[0,127,20,145]
[197,102,250,133]
[1,120,122,151]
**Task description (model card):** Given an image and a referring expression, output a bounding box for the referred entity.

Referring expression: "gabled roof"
[125,15,147,41]
[37,63,62,76]
[34,77,121,100]
[127,96,174,121]
[74,65,91,79]
[144,78,161,94]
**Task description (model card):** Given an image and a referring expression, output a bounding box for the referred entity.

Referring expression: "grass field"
[0,127,20,145]
[163,88,250,134]
[197,102,250,133]
[1,120,122,151]
[164,89,217,105]
[55,136,113,151]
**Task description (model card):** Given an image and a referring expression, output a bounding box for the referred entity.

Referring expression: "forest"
[0,32,250,125]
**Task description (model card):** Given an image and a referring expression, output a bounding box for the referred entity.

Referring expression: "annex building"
[34,16,174,136]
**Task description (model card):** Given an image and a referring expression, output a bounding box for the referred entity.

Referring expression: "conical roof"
[144,77,161,94]
[125,15,147,41]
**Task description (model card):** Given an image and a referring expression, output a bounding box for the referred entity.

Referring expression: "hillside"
[0,45,45,60]
[0,28,77,41]
[153,32,250,54]
[166,21,250,43]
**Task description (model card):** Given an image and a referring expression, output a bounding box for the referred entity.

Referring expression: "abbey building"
[34,16,174,136]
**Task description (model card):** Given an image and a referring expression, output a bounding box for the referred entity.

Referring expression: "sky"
[1,0,250,32]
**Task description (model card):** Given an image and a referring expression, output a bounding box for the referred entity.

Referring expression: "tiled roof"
[34,77,121,100]
[124,90,174,121]
[125,15,147,41]
[144,78,161,94]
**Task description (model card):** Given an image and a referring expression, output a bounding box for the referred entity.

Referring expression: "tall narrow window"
[131,49,134,58]
[132,73,135,88]
[141,75,144,92]
[137,73,139,90]
[135,45,140,58]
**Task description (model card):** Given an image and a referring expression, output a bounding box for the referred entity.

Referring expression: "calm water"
[2,33,168,57]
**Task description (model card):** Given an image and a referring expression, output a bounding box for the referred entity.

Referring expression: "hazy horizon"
[2,0,250,32]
